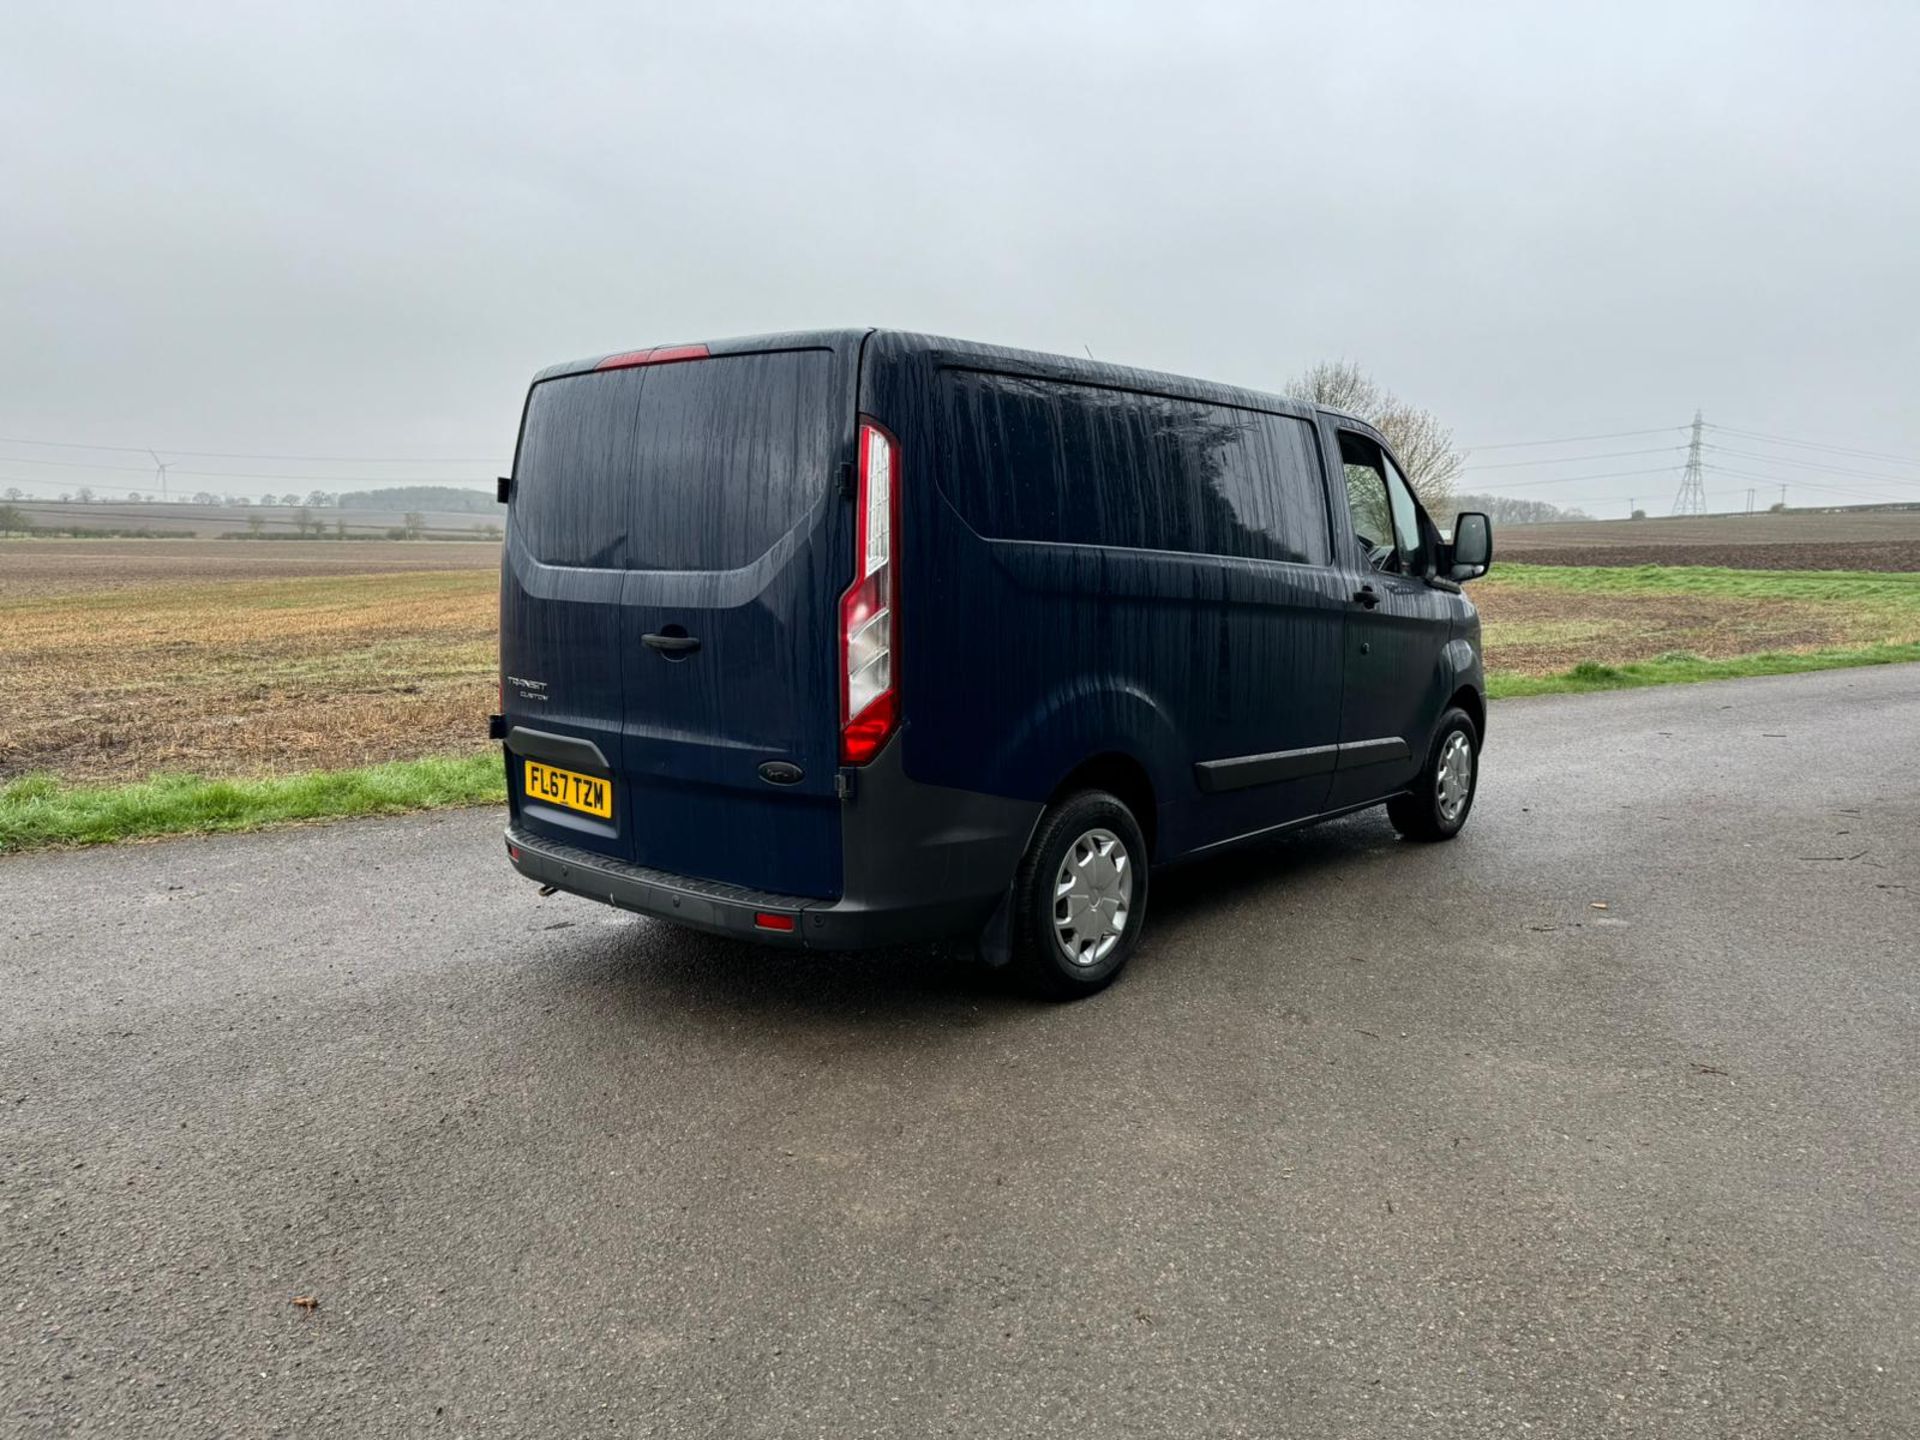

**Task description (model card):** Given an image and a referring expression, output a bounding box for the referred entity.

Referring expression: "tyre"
[1006,790,1149,1000]
[1388,706,1480,842]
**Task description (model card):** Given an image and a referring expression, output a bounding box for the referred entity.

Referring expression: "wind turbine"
[148,448,173,501]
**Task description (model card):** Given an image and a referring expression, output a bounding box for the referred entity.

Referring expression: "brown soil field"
[1497,511,1920,571]
[1471,584,1861,674]
[0,538,499,599]
[1,568,497,783]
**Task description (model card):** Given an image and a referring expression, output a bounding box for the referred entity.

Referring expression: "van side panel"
[866,337,1348,864]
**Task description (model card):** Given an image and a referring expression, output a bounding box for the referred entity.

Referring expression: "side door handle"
[642,632,701,654]
[1352,585,1381,609]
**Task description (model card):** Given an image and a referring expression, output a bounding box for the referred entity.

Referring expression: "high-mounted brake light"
[594,344,710,371]
[839,419,900,765]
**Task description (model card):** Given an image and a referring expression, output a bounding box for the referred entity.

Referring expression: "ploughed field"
[1495,509,1920,571]
[0,537,498,599]
[0,541,499,783]
[1,537,1917,787]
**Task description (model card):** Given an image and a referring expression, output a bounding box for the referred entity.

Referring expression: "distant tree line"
[13,484,497,511]
[327,485,497,513]
[1451,493,1594,526]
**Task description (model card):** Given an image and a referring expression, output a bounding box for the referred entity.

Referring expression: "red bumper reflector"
[595,343,710,371]
[754,912,796,932]
[507,844,521,862]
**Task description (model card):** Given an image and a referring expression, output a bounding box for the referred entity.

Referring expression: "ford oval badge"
[758,761,804,786]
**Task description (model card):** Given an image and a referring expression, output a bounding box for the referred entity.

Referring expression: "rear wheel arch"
[1046,752,1158,856]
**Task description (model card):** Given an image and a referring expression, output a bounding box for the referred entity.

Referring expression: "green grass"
[0,752,504,853]
[1496,562,1920,605]
[1488,640,1920,699]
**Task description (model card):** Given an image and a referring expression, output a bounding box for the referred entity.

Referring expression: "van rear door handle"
[642,632,701,654]
[1352,586,1381,609]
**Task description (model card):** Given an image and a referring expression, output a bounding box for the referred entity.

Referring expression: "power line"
[0,433,506,464]
[0,455,487,485]
[1457,445,1686,472]
[1461,426,1687,451]
[1703,445,1920,487]
[1455,465,1683,491]
[1703,423,1920,468]
[1705,465,1917,506]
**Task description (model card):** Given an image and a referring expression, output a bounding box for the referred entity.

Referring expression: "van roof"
[532,328,1383,437]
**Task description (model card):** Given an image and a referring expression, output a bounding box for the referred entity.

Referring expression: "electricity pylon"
[1672,410,1706,516]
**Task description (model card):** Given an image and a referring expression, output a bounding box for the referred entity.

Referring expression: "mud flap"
[975,886,1014,968]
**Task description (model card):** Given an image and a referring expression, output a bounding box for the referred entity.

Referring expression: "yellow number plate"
[524,760,613,819]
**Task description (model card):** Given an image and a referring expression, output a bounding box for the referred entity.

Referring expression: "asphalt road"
[4,666,1918,1438]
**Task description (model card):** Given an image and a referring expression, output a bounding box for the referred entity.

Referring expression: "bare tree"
[3,487,22,501]
[1284,360,1461,512]
[0,504,28,536]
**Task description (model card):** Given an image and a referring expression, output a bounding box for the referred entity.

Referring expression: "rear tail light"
[839,418,900,765]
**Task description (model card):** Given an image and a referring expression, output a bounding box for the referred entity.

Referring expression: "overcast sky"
[4,0,1916,517]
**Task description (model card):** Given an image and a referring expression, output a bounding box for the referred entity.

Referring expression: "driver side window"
[1339,432,1416,574]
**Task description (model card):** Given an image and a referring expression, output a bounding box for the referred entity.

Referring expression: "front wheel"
[1388,707,1480,842]
[1006,790,1150,1000]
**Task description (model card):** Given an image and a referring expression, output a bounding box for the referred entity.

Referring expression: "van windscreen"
[513,349,836,570]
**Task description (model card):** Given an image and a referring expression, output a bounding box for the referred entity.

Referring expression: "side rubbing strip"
[1336,737,1412,769]
[1195,736,1413,793]
[1194,744,1339,794]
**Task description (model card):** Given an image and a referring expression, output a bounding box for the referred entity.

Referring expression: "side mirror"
[1450,511,1492,581]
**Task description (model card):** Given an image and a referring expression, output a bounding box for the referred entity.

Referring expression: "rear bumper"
[505,824,1000,951]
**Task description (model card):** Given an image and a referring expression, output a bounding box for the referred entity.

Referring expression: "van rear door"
[501,368,642,869]
[503,341,857,896]
[613,345,853,899]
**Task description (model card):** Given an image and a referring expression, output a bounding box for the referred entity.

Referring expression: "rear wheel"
[1007,790,1149,1000]
[1388,706,1479,842]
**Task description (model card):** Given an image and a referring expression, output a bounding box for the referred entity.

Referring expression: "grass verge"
[1488,641,1920,699]
[0,752,503,853]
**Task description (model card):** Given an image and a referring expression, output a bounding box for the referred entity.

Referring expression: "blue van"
[495,330,1492,997]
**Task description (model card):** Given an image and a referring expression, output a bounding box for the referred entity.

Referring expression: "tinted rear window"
[939,371,1330,565]
[514,350,837,570]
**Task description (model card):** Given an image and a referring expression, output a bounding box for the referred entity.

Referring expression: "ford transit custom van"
[495,330,1492,997]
